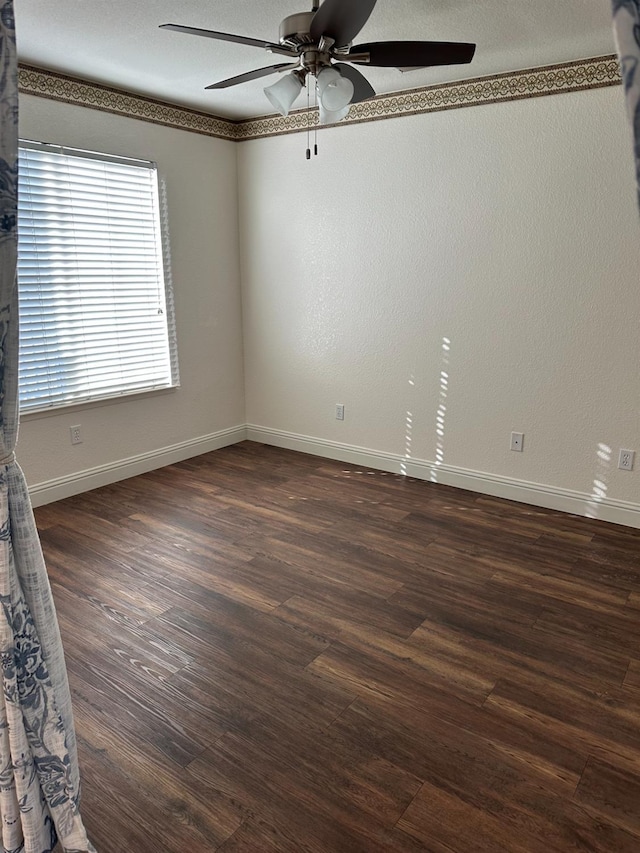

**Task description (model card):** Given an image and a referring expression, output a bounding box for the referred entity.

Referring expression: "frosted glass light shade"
[318,102,350,125]
[264,73,303,116]
[317,67,354,112]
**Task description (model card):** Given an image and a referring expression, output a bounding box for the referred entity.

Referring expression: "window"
[17,141,179,413]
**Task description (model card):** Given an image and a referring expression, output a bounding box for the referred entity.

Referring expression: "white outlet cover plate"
[618,449,635,471]
[510,432,524,452]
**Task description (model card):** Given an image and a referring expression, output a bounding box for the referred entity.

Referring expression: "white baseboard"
[247,425,640,530]
[28,422,640,529]
[28,425,248,507]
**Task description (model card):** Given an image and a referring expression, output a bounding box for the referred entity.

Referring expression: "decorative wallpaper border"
[19,55,621,143]
[18,65,238,141]
[238,54,621,138]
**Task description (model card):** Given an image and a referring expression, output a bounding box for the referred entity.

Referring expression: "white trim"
[27,423,640,529]
[246,425,640,530]
[28,425,247,507]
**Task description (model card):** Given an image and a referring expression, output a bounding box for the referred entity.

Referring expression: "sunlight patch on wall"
[400,373,415,477]
[431,337,450,483]
[585,442,611,519]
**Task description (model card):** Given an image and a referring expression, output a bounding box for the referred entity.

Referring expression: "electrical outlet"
[335,404,345,421]
[510,432,524,452]
[70,425,83,445]
[618,449,635,471]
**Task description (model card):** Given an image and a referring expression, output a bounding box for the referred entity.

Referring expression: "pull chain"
[306,77,311,159]
[308,1,319,156]
[314,81,318,156]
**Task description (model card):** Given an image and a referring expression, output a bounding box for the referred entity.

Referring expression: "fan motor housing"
[279,12,315,49]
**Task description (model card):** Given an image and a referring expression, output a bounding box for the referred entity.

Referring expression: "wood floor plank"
[124,545,281,613]
[533,601,640,659]
[337,698,640,851]
[230,710,424,826]
[389,573,546,639]
[186,727,430,853]
[158,596,331,669]
[215,820,284,853]
[273,588,427,643]
[398,780,546,853]
[306,638,493,712]
[484,689,640,782]
[239,534,405,599]
[78,733,238,853]
[623,659,640,690]
[331,656,584,790]
[472,495,598,540]
[327,516,439,564]
[485,675,640,766]
[331,694,582,803]
[277,599,496,700]
[45,555,167,626]
[409,598,630,686]
[488,562,630,609]
[398,777,640,853]
[124,514,254,566]
[574,756,640,837]
[165,649,354,734]
[407,617,627,713]
[54,587,185,686]
[32,441,640,852]
[244,551,404,608]
[67,655,216,768]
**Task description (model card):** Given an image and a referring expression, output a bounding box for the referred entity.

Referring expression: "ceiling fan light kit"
[264,71,304,117]
[316,67,355,112]
[161,0,476,138]
[318,102,351,126]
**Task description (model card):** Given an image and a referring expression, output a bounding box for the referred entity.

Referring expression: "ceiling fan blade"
[205,63,299,90]
[349,41,476,68]
[310,0,378,48]
[160,23,289,53]
[333,63,376,102]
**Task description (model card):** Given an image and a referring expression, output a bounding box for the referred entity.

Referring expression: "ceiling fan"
[161,0,476,125]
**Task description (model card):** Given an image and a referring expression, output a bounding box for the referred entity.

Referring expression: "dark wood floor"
[34,441,640,852]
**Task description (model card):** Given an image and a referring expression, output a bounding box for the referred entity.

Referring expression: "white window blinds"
[17,141,179,413]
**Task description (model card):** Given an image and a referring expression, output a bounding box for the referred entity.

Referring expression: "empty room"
[1,0,639,850]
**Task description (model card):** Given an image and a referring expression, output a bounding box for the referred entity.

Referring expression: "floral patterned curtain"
[612,1,640,207]
[0,3,94,851]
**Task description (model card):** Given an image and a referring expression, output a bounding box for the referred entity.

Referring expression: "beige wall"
[239,86,640,508]
[18,84,640,522]
[18,95,245,491]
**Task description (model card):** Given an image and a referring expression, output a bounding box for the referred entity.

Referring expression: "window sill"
[20,384,180,422]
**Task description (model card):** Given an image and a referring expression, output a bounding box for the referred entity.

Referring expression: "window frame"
[17,139,180,415]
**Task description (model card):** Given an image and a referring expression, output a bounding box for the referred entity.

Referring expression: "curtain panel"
[612,0,640,207]
[0,2,94,851]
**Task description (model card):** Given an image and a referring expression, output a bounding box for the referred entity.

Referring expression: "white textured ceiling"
[15,0,616,120]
